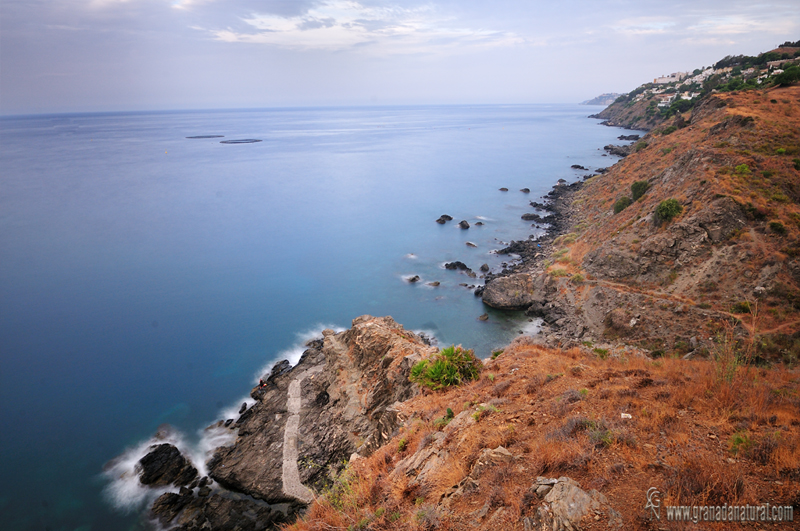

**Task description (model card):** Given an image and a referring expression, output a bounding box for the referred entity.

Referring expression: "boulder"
[407,275,420,283]
[138,444,197,487]
[482,273,537,310]
[525,476,623,530]
[444,261,471,271]
[466,242,477,248]
[480,264,489,272]
[499,187,509,192]
[521,213,543,222]
[520,188,530,193]
[458,220,470,229]
[570,164,587,170]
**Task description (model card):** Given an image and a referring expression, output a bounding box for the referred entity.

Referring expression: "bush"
[655,199,683,222]
[735,164,751,175]
[662,125,678,135]
[570,274,585,284]
[631,180,650,201]
[769,221,786,235]
[409,345,482,390]
[794,158,800,170]
[776,148,787,155]
[634,141,648,152]
[613,196,632,214]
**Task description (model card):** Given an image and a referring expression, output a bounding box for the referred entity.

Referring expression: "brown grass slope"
[285,340,800,530]
[546,85,800,361]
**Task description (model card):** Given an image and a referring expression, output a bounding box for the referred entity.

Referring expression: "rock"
[239,402,248,414]
[407,275,420,283]
[436,215,453,224]
[499,187,508,191]
[570,164,587,170]
[478,314,488,321]
[138,443,198,487]
[617,134,640,141]
[427,281,440,287]
[224,418,234,427]
[521,213,543,222]
[208,316,432,506]
[520,188,530,193]
[480,264,489,272]
[603,144,632,157]
[475,221,484,226]
[436,217,446,224]
[528,477,623,530]
[482,273,537,310]
[466,242,477,248]
[458,220,470,229]
[198,485,211,497]
[444,261,471,271]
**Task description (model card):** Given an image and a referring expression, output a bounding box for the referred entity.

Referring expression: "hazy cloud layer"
[1,0,799,113]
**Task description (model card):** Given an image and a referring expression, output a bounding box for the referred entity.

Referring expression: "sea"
[0,104,627,530]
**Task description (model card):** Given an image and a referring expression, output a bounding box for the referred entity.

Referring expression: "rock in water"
[458,220,470,229]
[482,273,537,310]
[138,443,197,487]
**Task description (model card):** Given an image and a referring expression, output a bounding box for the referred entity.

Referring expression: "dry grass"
[285,341,800,530]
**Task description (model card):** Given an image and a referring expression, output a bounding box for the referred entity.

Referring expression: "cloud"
[205,1,522,54]
[610,17,676,36]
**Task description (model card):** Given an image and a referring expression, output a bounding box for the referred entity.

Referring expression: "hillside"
[591,45,800,131]
[287,338,799,530]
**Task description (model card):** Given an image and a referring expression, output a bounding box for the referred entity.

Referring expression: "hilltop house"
[657,94,677,107]
[654,72,689,84]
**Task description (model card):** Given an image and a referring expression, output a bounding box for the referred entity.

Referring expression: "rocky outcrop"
[524,476,623,530]
[149,315,434,530]
[603,144,632,157]
[482,273,537,310]
[138,444,197,487]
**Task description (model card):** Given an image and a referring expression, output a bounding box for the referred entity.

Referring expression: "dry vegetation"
[285,340,799,530]
[544,85,800,359]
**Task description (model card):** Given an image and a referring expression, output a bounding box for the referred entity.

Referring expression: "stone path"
[281,366,323,503]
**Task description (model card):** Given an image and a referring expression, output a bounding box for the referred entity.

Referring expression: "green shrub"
[662,125,678,135]
[731,301,752,313]
[549,268,569,277]
[593,347,609,360]
[730,432,752,456]
[776,148,787,155]
[793,158,800,170]
[570,273,585,284]
[614,196,632,214]
[631,180,650,201]
[735,164,751,175]
[655,198,683,222]
[769,221,787,235]
[409,345,482,390]
[634,141,648,152]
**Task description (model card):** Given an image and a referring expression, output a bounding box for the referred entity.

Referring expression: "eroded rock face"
[148,315,433,530]
[482,273,537,310]
[209,316,430,503]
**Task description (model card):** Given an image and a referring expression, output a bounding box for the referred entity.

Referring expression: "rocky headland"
[126,56,800,531]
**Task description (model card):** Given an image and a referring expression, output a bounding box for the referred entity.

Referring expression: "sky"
[1,0,799,114]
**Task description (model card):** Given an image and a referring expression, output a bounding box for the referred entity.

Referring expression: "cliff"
[483,85,800,364]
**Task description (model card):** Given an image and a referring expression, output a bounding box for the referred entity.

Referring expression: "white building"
[654,72,690,84]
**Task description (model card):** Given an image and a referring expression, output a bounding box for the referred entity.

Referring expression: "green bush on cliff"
[613,196,632,214]
[410,345,482,390]
[631,180,650,201]
[655,199,683,222]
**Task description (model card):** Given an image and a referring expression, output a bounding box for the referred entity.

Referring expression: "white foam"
[412,329,439,346]
[252,323,343,381]
[101,428,188,513]
[475,216,494,221]
[404,253,418,259]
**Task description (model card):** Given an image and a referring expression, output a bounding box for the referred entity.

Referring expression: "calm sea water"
[0,105,624,530]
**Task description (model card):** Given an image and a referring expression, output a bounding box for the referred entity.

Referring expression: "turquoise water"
[0,105,623,530]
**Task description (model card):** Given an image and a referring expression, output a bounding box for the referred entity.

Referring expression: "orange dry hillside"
[540,85,800,359]
[284,340,800,530]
